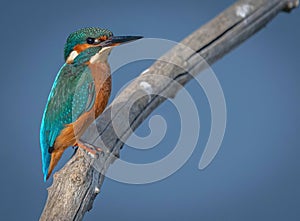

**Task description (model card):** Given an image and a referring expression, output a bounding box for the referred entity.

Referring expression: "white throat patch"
[90,47,112,64]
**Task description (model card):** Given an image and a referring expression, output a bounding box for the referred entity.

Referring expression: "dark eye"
[86,37,95,44]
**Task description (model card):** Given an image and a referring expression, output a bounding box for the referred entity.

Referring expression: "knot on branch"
[70,173,85,186]
[284,0,299,12]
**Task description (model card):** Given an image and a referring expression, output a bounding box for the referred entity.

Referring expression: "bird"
[40,27,142,181]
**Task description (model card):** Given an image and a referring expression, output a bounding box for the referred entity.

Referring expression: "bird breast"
[88,61,112,117]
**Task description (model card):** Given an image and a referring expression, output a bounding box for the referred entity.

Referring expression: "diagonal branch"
[40,0,298,220]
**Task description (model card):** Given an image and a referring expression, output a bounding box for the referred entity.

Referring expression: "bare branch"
[40,0,298,220]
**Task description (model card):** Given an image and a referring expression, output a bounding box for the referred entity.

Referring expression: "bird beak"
[100,36,143,47]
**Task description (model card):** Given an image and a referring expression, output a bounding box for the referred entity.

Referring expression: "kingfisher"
[40,27,142,181]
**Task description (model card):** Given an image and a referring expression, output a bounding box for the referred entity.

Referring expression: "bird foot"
[76,141,103,156]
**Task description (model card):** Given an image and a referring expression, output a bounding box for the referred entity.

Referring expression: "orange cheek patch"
[74,43,91,53]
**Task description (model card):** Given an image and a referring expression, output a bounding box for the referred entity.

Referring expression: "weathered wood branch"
[40,0,298,220]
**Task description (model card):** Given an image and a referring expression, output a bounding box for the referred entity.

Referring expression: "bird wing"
[40,64,95,179]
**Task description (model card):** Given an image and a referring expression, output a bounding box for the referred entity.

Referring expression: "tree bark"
[40,0,299,220]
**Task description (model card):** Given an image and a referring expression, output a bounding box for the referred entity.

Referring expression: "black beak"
[100,36,143,47]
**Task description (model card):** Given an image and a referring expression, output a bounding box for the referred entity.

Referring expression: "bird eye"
[86,37,95,44]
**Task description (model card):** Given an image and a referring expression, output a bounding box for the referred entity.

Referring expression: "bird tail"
[46,150,64,180]
[41,146,51,182]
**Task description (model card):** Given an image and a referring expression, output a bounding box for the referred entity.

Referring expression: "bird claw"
[76,140,103,157]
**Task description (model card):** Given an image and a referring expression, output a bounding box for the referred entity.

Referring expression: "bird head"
[64,27,142,65]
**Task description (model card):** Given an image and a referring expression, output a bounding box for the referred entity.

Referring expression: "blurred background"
[0,0,299,220]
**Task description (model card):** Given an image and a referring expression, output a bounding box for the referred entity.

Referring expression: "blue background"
[0,0,299,220]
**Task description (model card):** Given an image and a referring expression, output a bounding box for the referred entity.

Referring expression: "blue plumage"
[40,64,95,181]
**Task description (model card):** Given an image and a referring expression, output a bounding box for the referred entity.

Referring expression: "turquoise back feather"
[40,63,95,181]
